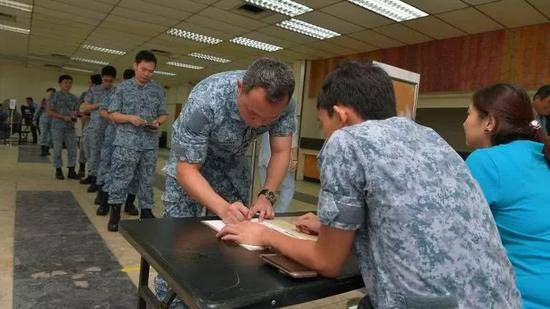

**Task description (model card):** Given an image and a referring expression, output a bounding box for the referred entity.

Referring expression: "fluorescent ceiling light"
[82,44,126,55]
[71,57,109,65]
[244,0,312,17]
[0,23,29,34]
[188,52,231,64]
[154,70,176,76]
[230,37,282,52]
[277,19,340,40]
[167,61,204,70]
[0,0,32,12]
[166,28,222,45]
[348,0,428,22]
[62,66,93,73]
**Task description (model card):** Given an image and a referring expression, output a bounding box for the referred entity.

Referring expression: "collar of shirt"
[229,83,244,123]
[130,77,151,90]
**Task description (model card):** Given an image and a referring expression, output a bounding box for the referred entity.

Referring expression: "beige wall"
[162,83,192,148]
[0,63,90,108]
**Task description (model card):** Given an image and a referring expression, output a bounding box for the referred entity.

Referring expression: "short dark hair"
[534,85,550,101]
[58,74,73,84]
[317,61,396,120]
[91,74,102,85]
[26,97,33,101]
[242,58,295,103]
[101,65,117,78]
[123,69,135,80]
[46,88,56,92]
[135,50,157,66]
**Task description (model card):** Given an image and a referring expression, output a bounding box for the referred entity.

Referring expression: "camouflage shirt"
[48,91,79,129]
[317,117,521,309]
[84,84,115,124]
[108,78,167,151]
[165,70,295,180]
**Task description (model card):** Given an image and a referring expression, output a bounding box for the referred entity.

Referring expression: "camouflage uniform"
[317,117,521,308]
[78,90,89,164]
[85,84,114,176]
[48,91,79,168]
[107,78,166,209]
[36,97,52,148]
[155,71,296,307]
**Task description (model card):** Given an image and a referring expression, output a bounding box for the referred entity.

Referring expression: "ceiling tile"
[297,0,341,9]
[320,1,394,29]
[325,35,377,52]
[140,0,207,14]
[184,15,249,36]
[527,0,550,17]
[110,7,184,26]
[477,0,548,28]
[438,7,503,34]
[348,29,403,48]
[403,16,466,40]
[404,0,468,14]
[462,0,498,4]
[298,11,364,34]
[199,6,267,31]
[258,25,317,44]
[374,24,432,45]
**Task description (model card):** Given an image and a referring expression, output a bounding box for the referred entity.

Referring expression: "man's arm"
[81,102,100,114]
[47,96,70,122]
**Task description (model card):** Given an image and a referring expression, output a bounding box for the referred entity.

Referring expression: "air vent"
[0,13,16,23]
[239,3,265,14]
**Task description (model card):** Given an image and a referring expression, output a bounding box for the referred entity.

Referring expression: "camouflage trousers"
[52,126,77,168]
[107,146,156,209]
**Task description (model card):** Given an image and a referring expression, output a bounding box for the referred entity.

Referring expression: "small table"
[120,216,363,309]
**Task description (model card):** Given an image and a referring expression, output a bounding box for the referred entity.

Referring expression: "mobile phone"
[261,253,317,278]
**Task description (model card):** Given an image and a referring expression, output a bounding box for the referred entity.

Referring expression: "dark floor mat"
[17,145,49,163]
[13,191,137,309]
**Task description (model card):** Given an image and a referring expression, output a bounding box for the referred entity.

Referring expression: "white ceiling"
[0,0,548,85]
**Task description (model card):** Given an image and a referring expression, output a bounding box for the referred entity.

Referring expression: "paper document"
[202,218,318,252]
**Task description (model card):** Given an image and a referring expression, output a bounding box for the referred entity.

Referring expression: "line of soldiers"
[46,50,167,232]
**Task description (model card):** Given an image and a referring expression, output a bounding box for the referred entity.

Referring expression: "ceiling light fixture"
[82,44,126,55]
[154,70,177,76]
[62,66,93,73]
[230,37,282,52]
[277,19,340,40]
[166,28,222,45]
[167,61,204,70]
[0,0,32,12]
[244,0,312,17]
[188,52,231,63]
[347,0,428,22]
[70,57,109,65]
[0,23,30,34]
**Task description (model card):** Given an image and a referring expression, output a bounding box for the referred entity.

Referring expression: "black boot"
[107,204,121,232]
[67,167,80,180]
[87,180,99,193]
[55,168,64,180]
[94,188,102,205]
[80,175,93,185]
[78,162,86,178]
[96,191,109,216]
[40,146,48,157]
[124,194,139,216]
[140,209,155,219]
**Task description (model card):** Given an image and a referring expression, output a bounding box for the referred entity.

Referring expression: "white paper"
[9,99,16,110]
[202,220,265,251]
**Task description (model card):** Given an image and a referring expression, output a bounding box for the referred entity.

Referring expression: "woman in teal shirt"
[464,83,550,309]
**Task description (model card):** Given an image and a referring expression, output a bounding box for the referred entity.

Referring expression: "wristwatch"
[258,189,277,206]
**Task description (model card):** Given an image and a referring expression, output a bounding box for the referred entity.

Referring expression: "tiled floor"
[0,145,363,308]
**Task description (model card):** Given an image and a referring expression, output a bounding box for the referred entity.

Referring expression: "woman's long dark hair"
[473,83,550,162]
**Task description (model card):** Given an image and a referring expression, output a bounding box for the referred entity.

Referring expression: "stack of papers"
[202,218,318,251]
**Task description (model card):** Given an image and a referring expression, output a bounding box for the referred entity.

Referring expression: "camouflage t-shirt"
[317,117,521,309]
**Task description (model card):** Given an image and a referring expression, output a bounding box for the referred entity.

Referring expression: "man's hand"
[294,212,321,235]
[217,221,270,246]
[220,201,250,224]
[248,194,275,222]
[128,115,146,127]
[63,115,72,123]
[289,160,298,172]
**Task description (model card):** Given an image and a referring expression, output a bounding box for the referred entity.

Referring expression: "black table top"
[120,216,363,309]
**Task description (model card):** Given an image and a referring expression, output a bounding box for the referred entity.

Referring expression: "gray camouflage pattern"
[84,84,114,175]
[48,91,79,168]
[316,117,521,309]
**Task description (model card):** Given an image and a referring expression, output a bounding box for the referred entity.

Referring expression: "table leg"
[138,257,150,309]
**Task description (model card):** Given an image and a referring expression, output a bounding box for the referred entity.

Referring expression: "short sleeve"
[171,94,213,164]
[157,88,168,116]
[84,89,93,103]
[269,99,296,137]
[466,149,500,207]
[108,87,123,113]
[317,130,366,231]
[100,93,112,111]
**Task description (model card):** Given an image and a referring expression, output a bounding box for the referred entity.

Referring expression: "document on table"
[202,218,318,251]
